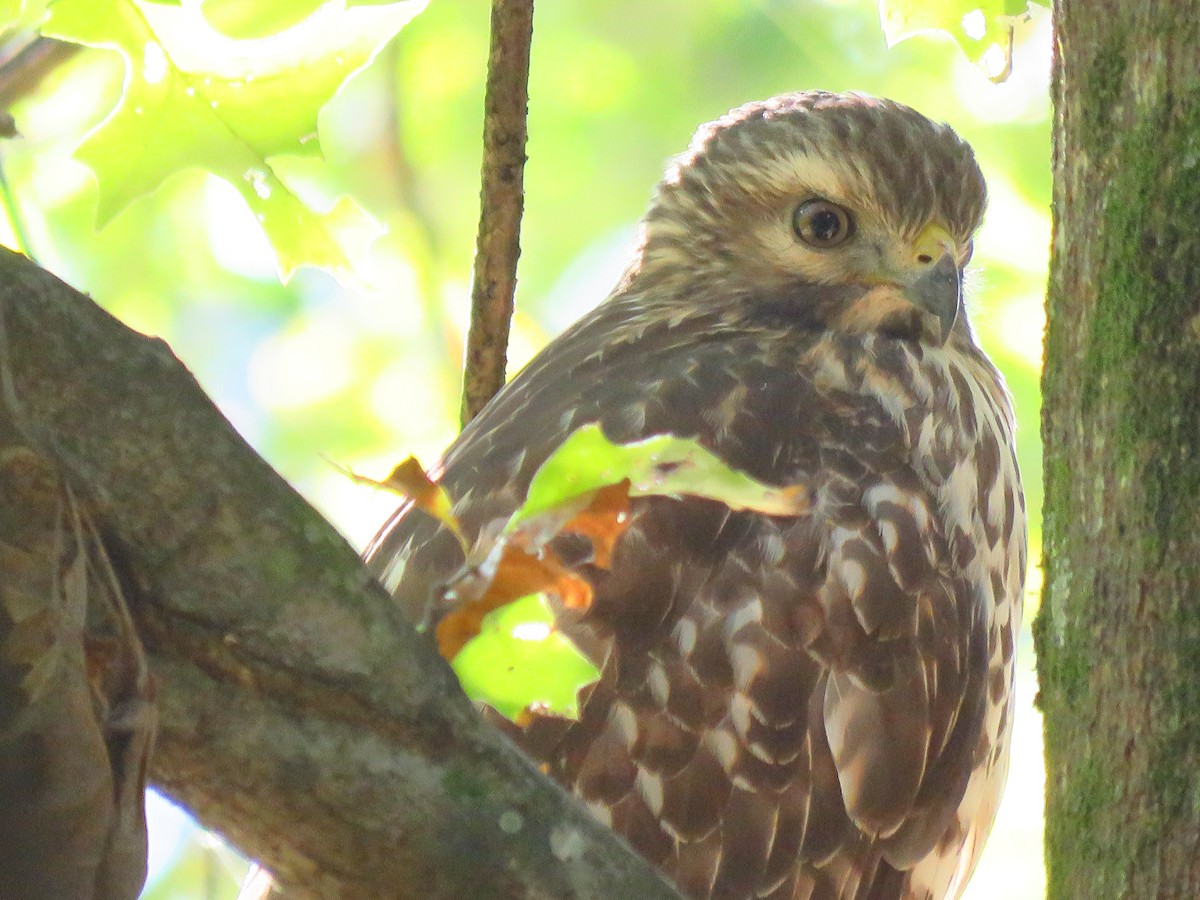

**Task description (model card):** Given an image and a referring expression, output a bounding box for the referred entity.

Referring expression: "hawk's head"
[631,91,987,344]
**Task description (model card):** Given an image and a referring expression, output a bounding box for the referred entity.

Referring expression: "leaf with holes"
[450,595,600,724]
[879,0,1038,82]
[41,0,426,283]
[511,423,808,529]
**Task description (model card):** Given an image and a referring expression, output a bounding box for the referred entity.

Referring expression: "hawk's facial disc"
[638,92,987,345]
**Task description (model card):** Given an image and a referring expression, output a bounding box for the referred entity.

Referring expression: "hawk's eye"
[792,199,854,248]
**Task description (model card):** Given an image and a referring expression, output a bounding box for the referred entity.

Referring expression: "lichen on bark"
[1037,1,1200,896]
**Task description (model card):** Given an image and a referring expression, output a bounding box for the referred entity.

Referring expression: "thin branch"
[0,36,79,112]
[0,35,79,264]
[0,247,684,900]
[0,35,75,264]
[460,0,534,427]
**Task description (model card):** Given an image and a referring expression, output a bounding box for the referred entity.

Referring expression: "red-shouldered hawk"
[368,91,1026,900]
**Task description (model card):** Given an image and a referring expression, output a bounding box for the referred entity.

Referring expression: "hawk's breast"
[804,334,1026,898]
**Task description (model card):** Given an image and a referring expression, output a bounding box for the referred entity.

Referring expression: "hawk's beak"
[903,225,962,346]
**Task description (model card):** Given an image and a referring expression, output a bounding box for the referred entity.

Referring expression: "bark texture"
[1037,1,1200,896]
[461,0,533,426]
[0,247,684,900]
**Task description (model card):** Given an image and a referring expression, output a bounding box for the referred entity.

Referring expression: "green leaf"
[879,0,1034,82]
[199,0,327,39]
[451,594,601,722]
[41,0,426,283]
[510,423,808,530]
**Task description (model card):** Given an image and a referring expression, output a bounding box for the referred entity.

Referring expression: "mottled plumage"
[368,92,1025,900]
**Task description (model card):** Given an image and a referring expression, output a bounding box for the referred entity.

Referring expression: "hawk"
[368,91,1026,900]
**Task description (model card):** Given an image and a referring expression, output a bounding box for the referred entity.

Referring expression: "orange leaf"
[435,479,635,663]
[435,593,503,663]
[380,458,465,545]
[379,457,441,506]
[435,545,594,661]
[558,480,632,568]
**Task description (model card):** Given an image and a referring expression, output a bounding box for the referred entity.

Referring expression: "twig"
[0,35,75,264]
[460,0,534,427]
[0,36,78,112]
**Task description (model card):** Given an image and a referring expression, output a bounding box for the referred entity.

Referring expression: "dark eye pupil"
[810,210,842,242]
[793,200,852,247]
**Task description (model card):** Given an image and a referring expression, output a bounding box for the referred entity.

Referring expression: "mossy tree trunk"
[1036,0,1200,895]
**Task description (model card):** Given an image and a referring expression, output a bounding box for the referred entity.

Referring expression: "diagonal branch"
[0,247,684,900]
[460,0,534,427]
[0,36,79,113]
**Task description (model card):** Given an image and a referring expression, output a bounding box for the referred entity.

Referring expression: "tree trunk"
[1037,0,1200,896]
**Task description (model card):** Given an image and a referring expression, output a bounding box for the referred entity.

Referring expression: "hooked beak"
[903,225,962,345]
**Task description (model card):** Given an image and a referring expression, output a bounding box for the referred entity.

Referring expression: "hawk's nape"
[367,91,1026,900]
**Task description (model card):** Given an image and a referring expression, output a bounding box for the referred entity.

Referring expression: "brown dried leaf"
[0,448,155,900]
[435,546,592,661]
[558,480,632,568]
[434,481,634,662]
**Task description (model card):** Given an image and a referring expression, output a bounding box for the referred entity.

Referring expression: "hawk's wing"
[368,292,1016,900]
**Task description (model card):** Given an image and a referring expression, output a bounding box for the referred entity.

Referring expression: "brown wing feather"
[367,290,1014,900]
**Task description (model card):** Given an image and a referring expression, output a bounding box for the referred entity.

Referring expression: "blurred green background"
[2,0,1050,896]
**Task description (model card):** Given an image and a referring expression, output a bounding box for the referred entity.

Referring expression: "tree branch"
[460,0,534,426]
[0,247,684,900]
[0,36,79,114]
